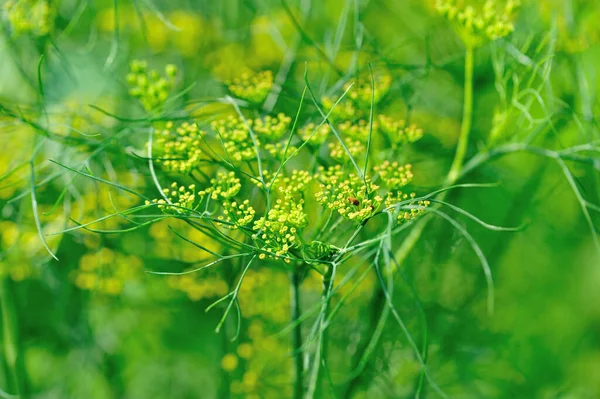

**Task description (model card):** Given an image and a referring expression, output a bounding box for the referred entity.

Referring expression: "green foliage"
[1,0,600,398]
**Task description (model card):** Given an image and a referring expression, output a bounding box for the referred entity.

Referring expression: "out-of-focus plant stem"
[394,43,475,265]
[290,269,303,399]
[0,277,24,397]
[306,264,334,399]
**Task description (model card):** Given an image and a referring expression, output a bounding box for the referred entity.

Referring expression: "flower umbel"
[155,121,205,174]
[146,182,200,213]
[227,70,273,104]
[127,60,178,111]
[315,166,382,224]
[435,0,521,45]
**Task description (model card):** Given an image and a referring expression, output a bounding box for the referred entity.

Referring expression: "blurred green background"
[1,0,600,398]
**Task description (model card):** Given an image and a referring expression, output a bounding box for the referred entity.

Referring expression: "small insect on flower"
[347,197,360,206]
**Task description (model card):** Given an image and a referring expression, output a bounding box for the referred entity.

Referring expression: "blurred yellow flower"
[221,353,239,371]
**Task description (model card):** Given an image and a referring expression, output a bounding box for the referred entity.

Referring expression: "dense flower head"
[211,113,292,161]
[168,272,229,301]
[328,138,365,162]
[300,122,331,145]
[211,115,257,162]
[249,113,291,142]
[155,121,204,173]
[374,161,414,191]
[435,0,520,44]
[127,60,177,111]
[253,194,307,262]
[146,182,200,213]
[338,119,377,142]
[226,70,273,104]
[327,119,377,161]
[345,73,392,109]
[321,96,357,121]
[276,170,313,195]
[220,200,256,229]
[3,0,53,37]
[315,166,382,224]
[263,142,297,159]
[206,171,242,201]
[385,192,431,223]
[73,248,142,295]
[378,115,424,147]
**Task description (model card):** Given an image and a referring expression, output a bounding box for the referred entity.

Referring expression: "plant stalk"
[0,277,24,397]
[306,264,334,399]
[447,44,474,185]
[290,269,304,399]
[396,43,475,266]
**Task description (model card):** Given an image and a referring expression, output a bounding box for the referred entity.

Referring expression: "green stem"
[306,264,334,399]
[290,269,304,399]
[447,44,474,185]
[394,44,476,266]
[0,277,24,397]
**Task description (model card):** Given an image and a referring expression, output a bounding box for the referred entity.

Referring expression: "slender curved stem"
[394,44,475,266]
[447,44,475,184]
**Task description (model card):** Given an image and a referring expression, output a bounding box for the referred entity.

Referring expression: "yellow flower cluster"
[275,170,313,195]
[263,142,297,159]
[227,70,273,104]
[211,116,257,162]
[435,0,520,45]
[3,0,53,37]
[211,113,291,162]
[73,248,142,295]
[127,60,177,111]
[155,121,204,174]
[374,161,414,191]
[299,122,331,145]
[96,7,211,57]
[338,119,376,141]
[318,73,392,123]
[346,73,392,109]
[238,270,291,322]
[146,182,199,213]
[249,113,291,141]
[378,115,424,147]
[385,193,431,223]
[167,272,228,301]
[206,171,242,201]
[0,221,35,281]
[328,120,376,162]
[304,76,424,163]
[220,200,256,229]
[224,269,321,397]
[211,114,295,162]
[321,96,357,121]
[328,138,364,162]
[315,166,382,224]
[253,195,307,262]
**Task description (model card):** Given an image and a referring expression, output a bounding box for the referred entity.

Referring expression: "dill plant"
[2,0,600,397]
[135,66,437,397]
[48,58,449,397]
